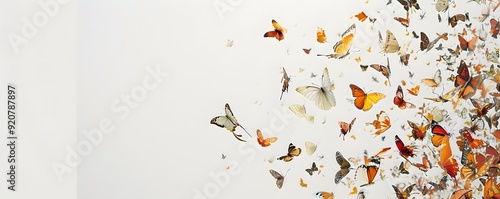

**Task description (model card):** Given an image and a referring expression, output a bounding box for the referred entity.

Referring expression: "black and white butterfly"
[210,103,251,142]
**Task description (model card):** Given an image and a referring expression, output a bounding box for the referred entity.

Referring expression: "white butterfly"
[289,104,314,124]
[210,103,251,142]
[435,0,449,12]
[296,67,336,110]
[304,141,318,156]
[379,30,400,54]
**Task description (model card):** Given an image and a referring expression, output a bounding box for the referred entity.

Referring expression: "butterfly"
[280,67,290,100]
[355,12,368,22]
[263,19,286,41]
[412,152,431,172]
[435,0,449,12]
[302,48,312,54]
[299,178,308,187]
[349,84,386,111]
[428,175,448,192]
[339,118,356,140]
[394,16,409,28]
[211,103,251,142]
[317,24,355,59]
[439,136,459,179]
[380,30,400,53]
[370,57,391,85]
[470,99,493,120]
[221,154,227,159]
[315,192,334,199]
[456,128,485,151]
[450,189,472,199]
[461,147,497,188]
[317,27,327,43]
[289,104,314,124]
[256,129,277,147]
[407,85,420,96]
[449,13,468,28]
[420,32,441,52]
[424,87,459,103]
[395,135,415,158]
[407,120,429,141]
[399,54,410,66]
[394,85,415,109]
[421,69,441,88]
[296,67,336,110]
[305,141,318,156]
[397,0,420,11]
[355,156,380,187]
[455,60,485,99]
[277,143,301,162]
[491,19,499,38]
[430,120,449,147]
[306,162,319,176]
[360,64,368,71]
[393,184,416,199]
[458,35,478,51]
[366,111,391,136]
[399,161,410,174]
[335,151,352,184]
[269,169,288,189]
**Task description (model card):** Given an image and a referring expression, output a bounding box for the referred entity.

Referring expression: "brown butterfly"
[305,162,318,176]
[370,57,391,85]
[280,67,290,100]
[269,169,288,189]
[264,19,287,41]
[277,143,301,162]
[449,13,468,28]
[393,184,416,199]
[339,118,356,140]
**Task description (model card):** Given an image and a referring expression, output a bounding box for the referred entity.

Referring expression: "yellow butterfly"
[317,24,355,59]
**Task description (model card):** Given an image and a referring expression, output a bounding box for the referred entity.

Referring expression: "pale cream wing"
[210,116,237,132]
[305,141,317,156]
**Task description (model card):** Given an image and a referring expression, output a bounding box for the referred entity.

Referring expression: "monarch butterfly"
[366,111,391,136]
[421,69,442,88]
[296,67,336,110]
[280,67,290,100]
[269,169,288,189]
[316,27,327,43]
[407,120,429,141]
[355,156,380,187]
[256,129,277,147]
[395,135,415,158]
[349,84,386,111]
[306,162,319,176]
[277,143,301,162]
[317,24,355,59]
[458,35,478,51]
[335,151,352,184]
[456,128,485,151]
[394,85,416,109]
[455,60,484,99]
[210,103,251,142]
[393,184,416,199]
[315,192,334,199]
[263,19,287,41]
[430,120,449,147]
[339,118,356,140]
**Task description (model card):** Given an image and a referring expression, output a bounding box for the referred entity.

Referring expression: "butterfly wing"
[296,68,335,110]
[458,35,468,51]
[420,32,429,51]
[384,30,400,53]
[455,60,470,88]
[365,92,386,111]
[315,192,334,199]
[211,116,237,132]
[350,84,366,110]
[335,168,350,184]
[336,151,351,169]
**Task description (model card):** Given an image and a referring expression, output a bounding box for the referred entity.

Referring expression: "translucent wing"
[296,68,335,110]
[305,141,317,156]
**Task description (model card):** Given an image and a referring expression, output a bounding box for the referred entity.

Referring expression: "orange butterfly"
[407,85,420,96]
[317,24,355,59]
[349,84,386,111]
[256,129,277,147]
[407,120,429,141]
[394,85,415,109]
[355,12,368,22]
[458,35,478,51]
[355,156,380,187]
[394,16,409,28]
[277,143,301,162]
[339,118,356,140]
[455,60,484,99]
[430,120,449,147]
[439,136,459,179]
[315,192,334,199]
[461,145,498,188]
[263,19,287,41]
[412,152,431,172]
[421,69,441,88]
[491,18,499,38]
[470,98,493,119]
[317,27,327,43]
[366,111,391,136]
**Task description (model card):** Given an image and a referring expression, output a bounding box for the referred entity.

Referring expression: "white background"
[0,0,498,199]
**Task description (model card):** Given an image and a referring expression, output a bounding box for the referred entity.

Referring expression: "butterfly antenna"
[280,91,284,100]
[239,125,252,137]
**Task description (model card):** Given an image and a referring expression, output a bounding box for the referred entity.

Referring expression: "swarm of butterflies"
[211,0,500,198]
